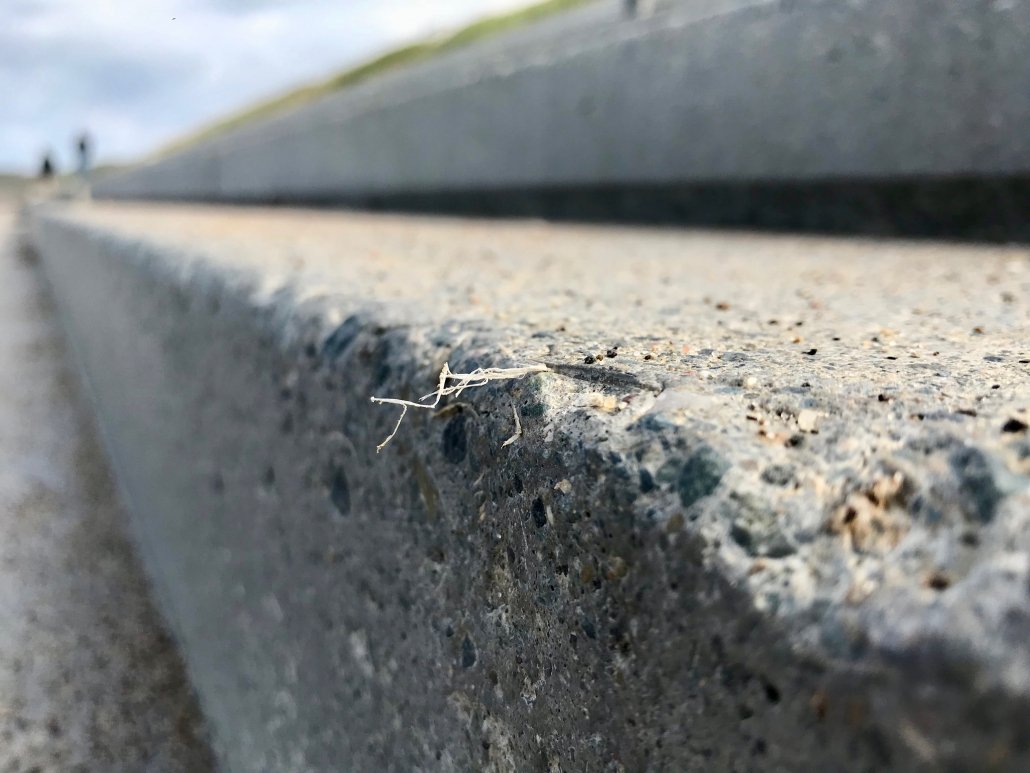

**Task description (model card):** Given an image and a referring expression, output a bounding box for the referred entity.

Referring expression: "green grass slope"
[152,0,593,160]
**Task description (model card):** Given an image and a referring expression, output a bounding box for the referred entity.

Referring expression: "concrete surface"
[0,205,215,772]
[26,200,1030,771]
[95,0,1030,204]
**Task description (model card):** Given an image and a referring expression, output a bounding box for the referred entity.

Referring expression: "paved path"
[0,204,213,772]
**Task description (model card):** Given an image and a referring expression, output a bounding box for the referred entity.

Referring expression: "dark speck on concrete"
[461,636,477,669]
[520,402,545,419]
[584,355,596,364]
[531,497,547,528]
[581,619,597,640]
[321,314,363,361]
[1002,418,1028,433]
[949,447,1002,523]
[442,413,468,464]
[761,465,795,487]
[330,468,351,516]
[639,468,655,493]
[678,446,729,509]
[374,360,392,387]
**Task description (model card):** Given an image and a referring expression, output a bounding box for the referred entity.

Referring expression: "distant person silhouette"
[72,132,95,198]
[39,153,55,179]
[623,0,653,17]
[76,132,92,177]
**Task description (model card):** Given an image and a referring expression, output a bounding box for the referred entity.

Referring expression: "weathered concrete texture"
[95,0,1030,204]
[28,201,1030,771]
[0,206,215,772]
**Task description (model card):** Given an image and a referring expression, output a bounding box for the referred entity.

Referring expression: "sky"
[0,0,533,173]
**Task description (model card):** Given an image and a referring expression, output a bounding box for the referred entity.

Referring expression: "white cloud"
[0,0,532,172]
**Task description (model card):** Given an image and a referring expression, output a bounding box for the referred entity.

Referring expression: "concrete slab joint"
[25,201,1030,771]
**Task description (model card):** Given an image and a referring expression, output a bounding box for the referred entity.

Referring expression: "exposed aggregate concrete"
[27,201,1030,771]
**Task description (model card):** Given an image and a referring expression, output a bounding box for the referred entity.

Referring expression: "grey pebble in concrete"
[0,205,214,772]
[27,201,1030,771]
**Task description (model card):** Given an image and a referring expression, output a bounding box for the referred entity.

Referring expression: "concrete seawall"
[94,0,1029,212]
[27,200,1030,770]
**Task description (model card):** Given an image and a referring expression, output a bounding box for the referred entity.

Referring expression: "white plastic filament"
[370,362,548,452]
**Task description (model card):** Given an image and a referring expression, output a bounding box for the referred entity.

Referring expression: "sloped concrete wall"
[95,0,1030,204]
